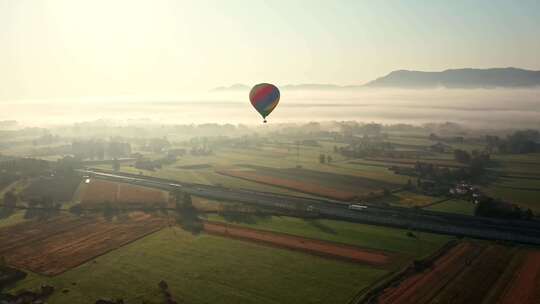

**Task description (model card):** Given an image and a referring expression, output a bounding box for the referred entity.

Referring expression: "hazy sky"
[1,0,539,101]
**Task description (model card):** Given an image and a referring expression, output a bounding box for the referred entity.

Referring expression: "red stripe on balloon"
[251,85,275,103]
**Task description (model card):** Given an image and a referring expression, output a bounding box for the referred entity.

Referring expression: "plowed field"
[0,213,166,275]
[81,179,169,205]
[375,242,540,304]
[497,250,540,304]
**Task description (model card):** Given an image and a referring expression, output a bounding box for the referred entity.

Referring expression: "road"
[81,169,540,245]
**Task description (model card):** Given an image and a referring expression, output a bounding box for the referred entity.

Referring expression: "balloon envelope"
[249,83,280,121]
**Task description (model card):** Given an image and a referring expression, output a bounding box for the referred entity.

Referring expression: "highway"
[81,169,540,245]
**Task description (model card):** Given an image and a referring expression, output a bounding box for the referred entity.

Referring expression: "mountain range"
[213,68,540,91]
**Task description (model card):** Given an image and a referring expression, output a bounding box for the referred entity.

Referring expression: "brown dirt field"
[81,179,169,205]
[203,221,390,265]
[430,245,515,304]
[80,179,118,203]
[217,170,357,201]
[497,250,540,304]
[376,243,539,304]
[0,213,166,275]
[377,242,481,304]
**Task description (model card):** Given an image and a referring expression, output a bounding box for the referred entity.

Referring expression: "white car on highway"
[348,204,368,211]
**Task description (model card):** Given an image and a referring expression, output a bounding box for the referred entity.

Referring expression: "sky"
[1,0,539,101]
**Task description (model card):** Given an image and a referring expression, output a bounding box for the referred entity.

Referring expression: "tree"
[3,191,17,208]
[1,191,17,218]
[319,154,326,164]
[56,156,81,176]
[69,204,83,216]
[183,193,193,208]
[405,179,413,190]
[525,208,534,219]
[112,158,120,171]
[454,149,471,163]
[174,192,202,234]
[326,155,332,163]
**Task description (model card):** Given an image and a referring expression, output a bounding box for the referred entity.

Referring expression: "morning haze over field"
[1,1,540,304]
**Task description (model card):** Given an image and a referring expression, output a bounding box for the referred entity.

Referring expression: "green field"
[480,185,540,213]
[393,191,441,207]
[328,161,410,184]
[98,163,320,199]
[222,165,400,198]
[96,144,409,199]
[425,199,476,215]
[206,215,452,260]
[0,210,27,228]
[9,228,388,304]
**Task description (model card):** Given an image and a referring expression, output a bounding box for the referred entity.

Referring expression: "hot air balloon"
[249,83,280,123]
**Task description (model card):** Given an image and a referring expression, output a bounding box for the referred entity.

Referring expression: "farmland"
[9,228,389,304]
[374,242,540,304]
[218,165,399,201]
[203,221,391,265]
[218,169,358,200]
[86,131,540,215]
[480,178,540,212]
[206,215,452,260]
[0,213,166,275]
[497,250,540,304]
[424,199,475,215]
[80,179,170,206]
[2,122,540,303]
[22,176,81,203]
[372,191,440,208]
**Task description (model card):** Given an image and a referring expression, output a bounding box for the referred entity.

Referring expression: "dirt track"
[203,221,390,265]
[0,213,166,275]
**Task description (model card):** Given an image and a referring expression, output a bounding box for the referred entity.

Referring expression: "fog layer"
[2,88,539,129]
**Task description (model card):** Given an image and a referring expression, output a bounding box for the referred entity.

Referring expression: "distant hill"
[211,83,362,91]
[364,68,540,89]
[282,84,360,90]
[212,68,540,91]
[211,84,250,91]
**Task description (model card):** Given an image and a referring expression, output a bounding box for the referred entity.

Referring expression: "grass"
[99,144,407,200]
[0,210,27,228]
[328,162,410,184]
[392,191,439,207]
[97,163,320,199]
[9,228,387,304]
[425,199,476,216]
[490,177,540,189]
[369,191,440,208]
[480,185,540,213]
[206,214,452,260]
[385,136,434,147]
[492,153,540,164]
[0,180,31,228]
